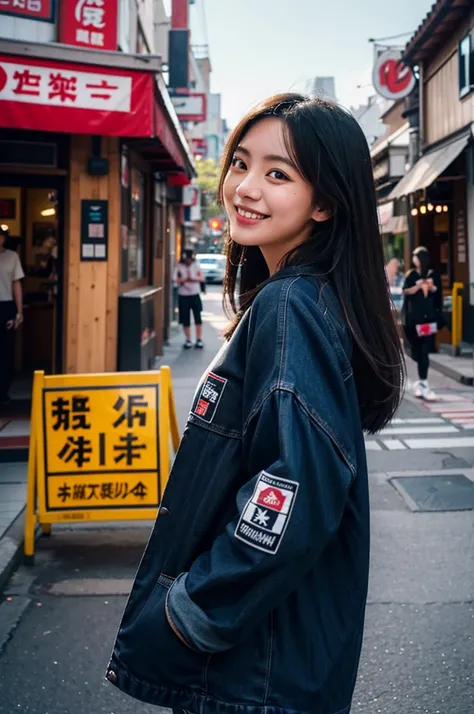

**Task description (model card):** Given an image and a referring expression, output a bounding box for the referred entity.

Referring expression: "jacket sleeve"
[166,386,354,653]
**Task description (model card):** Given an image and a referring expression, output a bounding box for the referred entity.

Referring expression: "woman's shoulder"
[250,274,345,349]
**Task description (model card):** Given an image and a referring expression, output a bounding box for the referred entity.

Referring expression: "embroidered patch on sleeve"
[191,372,227,423]
[234,471,299,554]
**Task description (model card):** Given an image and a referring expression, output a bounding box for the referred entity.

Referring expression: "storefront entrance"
[0,173,65,409]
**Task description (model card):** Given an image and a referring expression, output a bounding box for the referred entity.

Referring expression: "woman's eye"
[268,169,288,181]
[231,157,246,169]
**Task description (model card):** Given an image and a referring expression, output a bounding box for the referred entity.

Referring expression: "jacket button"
[107,669,117,684]
[160,506,170,516]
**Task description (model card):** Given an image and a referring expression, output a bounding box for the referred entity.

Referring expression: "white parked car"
[197,253,226,284]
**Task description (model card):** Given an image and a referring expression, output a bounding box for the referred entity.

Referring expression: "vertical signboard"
[80,199,108,261]
[59,0,118,50]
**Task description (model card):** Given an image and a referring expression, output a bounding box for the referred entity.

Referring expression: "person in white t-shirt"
[0,228,24,405]
[173,249,205,349]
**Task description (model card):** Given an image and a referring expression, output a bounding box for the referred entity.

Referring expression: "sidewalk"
[429,349,474,386]
[0,297,225,592]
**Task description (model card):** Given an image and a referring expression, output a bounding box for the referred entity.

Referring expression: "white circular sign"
[373,49,416,101]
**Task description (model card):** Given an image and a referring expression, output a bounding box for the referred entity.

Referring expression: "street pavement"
[0,286,473,714]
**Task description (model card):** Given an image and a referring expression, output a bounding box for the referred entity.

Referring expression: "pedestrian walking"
[107,94,404,714]
[402,246,443,401]
[0,227,24,406]
[173,248,205,349]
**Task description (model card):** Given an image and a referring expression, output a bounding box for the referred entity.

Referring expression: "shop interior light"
[0,224,8,231]
[419,205,427,214]
[41,208,56,217]
[410,208,418,216]
[435,205,442,213]
[442,205,448,212]
[427,203,434,211]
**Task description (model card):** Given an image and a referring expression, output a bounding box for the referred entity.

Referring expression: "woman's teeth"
[236,207,266,219]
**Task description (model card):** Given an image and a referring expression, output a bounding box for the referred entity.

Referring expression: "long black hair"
[412,246,431,278]
[219,93,404,433]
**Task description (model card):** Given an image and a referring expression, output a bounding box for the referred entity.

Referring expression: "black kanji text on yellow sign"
[24,367,180,564]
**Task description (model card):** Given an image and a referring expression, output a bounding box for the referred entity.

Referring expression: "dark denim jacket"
[106,266,370,714]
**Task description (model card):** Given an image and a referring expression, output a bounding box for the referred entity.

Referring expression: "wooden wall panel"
[105,136,120,372]
[65,135,120,374]
[424,45,474,147]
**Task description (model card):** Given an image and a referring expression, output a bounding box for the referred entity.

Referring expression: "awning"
[386,215,408,234]
[388,131,470,200]
[0,51,194,176]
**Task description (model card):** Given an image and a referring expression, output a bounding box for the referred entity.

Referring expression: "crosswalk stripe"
[379,425,459,436]
[391,417,445,425]
[403,437,474,449]
[365,441,382,451]
[382,439,407,450]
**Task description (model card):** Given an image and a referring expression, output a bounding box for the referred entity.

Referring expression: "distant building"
[350,95,390,147]
[306,77,337,102]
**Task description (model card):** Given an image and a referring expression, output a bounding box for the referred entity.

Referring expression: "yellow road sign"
[24,367,180,564]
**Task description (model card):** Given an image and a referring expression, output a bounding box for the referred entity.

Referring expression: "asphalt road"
[0,286,473,714]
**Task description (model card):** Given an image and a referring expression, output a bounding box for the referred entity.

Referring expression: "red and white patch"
[235,471,299,554]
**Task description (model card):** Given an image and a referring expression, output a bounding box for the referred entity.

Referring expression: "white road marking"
[382,439,407,450]
[403,437,474,450]
[391,417,445,425]
[365,441,382,451]
[379,425,459,436]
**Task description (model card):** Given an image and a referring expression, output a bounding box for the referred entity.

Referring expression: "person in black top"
[402,246,443,401]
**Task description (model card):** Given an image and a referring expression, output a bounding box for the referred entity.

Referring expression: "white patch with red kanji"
[191,372,227,424]
[234,472,299,554]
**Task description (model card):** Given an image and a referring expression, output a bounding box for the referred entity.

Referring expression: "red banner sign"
[0,55,153,137]
[59,0,118,50]
[0,0,54,21]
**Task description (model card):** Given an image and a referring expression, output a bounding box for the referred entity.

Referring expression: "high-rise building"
[306,77,337,102]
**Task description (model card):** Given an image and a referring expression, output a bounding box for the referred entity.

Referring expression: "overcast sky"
[186,0,434,128]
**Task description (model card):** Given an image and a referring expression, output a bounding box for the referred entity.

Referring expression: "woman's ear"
[311,205,332,223]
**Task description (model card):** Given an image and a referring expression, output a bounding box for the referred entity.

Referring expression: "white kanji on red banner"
[0,60,132,112]
[75,0,105,28]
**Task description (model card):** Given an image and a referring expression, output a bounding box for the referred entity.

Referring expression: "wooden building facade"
[0,39,194,396]
[389,0,474,342]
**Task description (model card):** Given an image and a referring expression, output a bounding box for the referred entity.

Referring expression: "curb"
[0,508,26,594]
[429,357,474,387]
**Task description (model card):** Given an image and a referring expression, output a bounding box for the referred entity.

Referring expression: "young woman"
[107,94,404,714]
[402,246,442,401]
[173,248,205,349]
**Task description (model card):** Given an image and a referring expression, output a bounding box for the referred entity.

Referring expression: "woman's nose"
[236,175,262,202]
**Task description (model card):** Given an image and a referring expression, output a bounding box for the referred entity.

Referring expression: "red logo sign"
[0,0,54,21]
[59,0,118,51]
[373,49,416,101]
[257,487,286,512]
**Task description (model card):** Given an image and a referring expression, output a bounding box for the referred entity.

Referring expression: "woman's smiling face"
[223,117,327,272]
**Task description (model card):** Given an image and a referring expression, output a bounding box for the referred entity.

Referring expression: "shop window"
[118,0,131,52]
[459,33,474,99]
[120,150,147,284]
